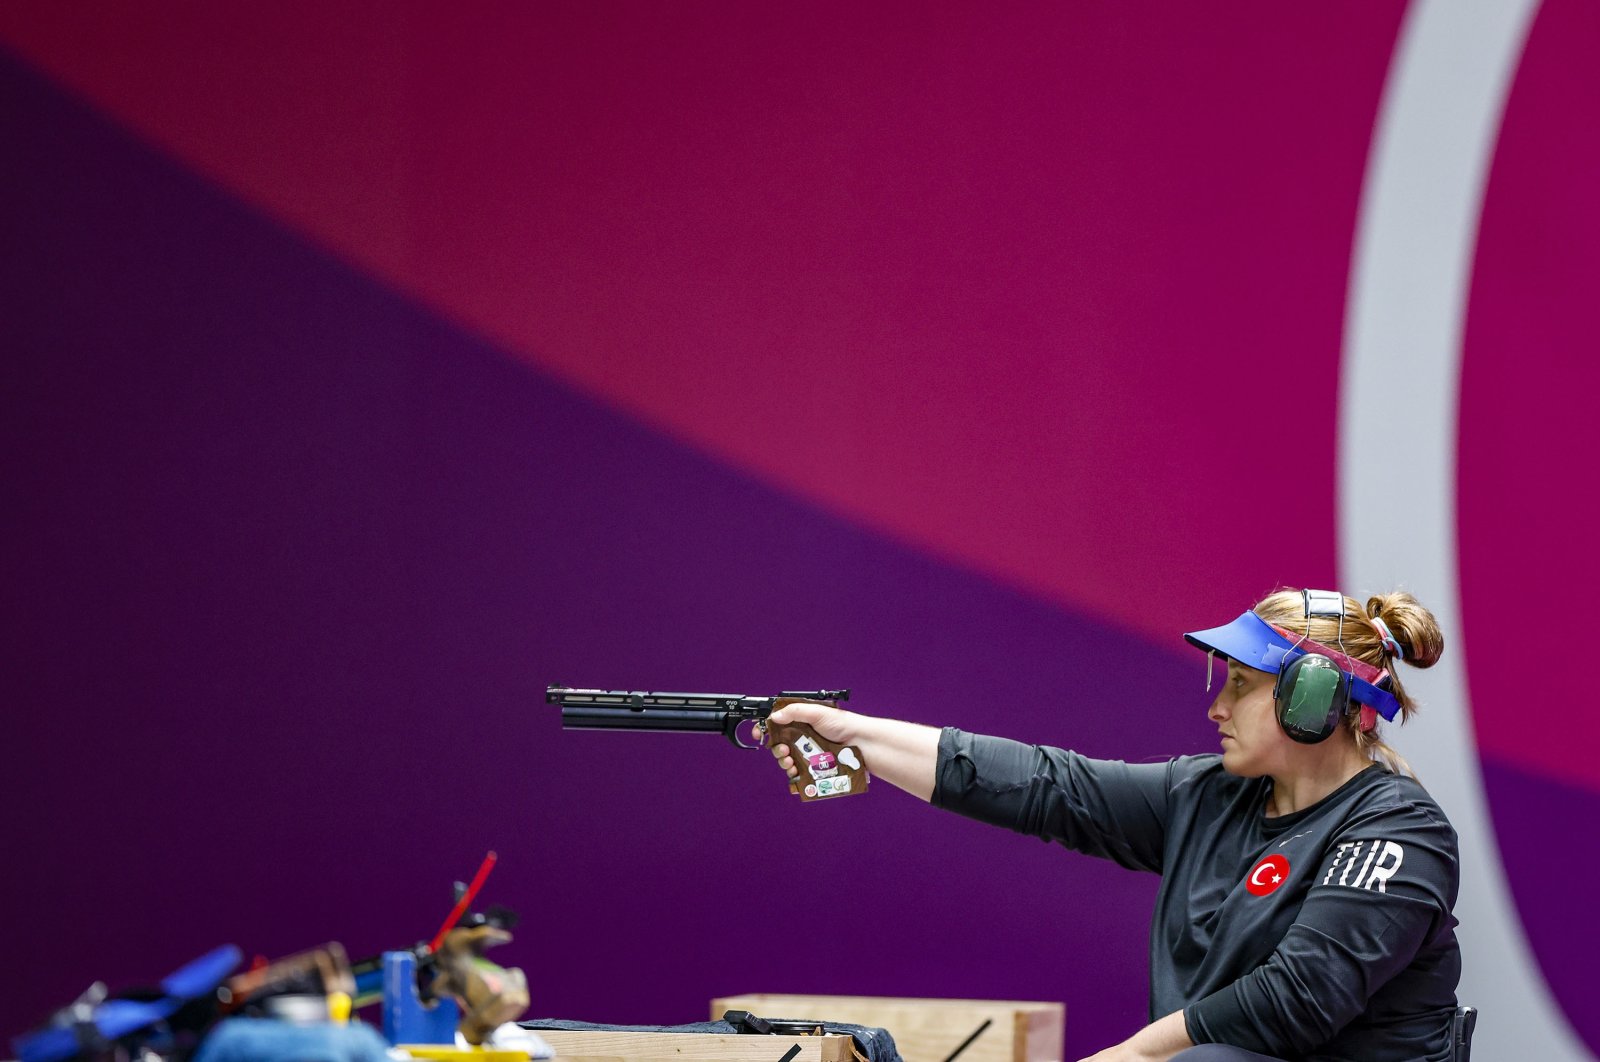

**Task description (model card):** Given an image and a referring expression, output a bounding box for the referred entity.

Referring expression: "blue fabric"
[192,1020,391,1062]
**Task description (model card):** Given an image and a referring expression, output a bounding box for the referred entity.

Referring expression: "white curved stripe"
[1338,1,1591,1059]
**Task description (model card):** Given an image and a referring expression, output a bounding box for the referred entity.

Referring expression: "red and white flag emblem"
[1246,854,1291,896]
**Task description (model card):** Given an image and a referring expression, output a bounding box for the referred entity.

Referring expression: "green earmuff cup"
[1275,654,1351,744]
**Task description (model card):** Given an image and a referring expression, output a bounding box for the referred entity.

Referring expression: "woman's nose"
[1207,697,1227,722]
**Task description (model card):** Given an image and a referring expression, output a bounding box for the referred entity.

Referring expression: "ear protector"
[1271,589,1352,744]
[1184,590,1401,745]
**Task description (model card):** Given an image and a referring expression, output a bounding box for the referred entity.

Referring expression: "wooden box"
[532,1029,857,1062]
[710,994,1064,1062]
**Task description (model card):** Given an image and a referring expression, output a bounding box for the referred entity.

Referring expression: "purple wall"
[3,2,1597,1056]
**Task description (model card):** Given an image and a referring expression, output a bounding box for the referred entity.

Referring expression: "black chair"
[1451,1005,1477,1062]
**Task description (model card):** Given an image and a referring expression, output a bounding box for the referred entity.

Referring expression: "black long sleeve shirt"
[932,728,1460,1061]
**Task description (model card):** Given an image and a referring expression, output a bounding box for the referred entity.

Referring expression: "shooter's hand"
[762,700,858,784]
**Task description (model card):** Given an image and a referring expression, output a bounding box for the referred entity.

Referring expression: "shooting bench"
[529,1028,857,1062]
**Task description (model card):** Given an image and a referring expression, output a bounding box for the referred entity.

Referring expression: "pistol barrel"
[547,686,849,737]
[558,704,732,734]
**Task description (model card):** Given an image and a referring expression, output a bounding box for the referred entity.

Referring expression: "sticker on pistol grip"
[811,775,852,798]
[794,733,839,779]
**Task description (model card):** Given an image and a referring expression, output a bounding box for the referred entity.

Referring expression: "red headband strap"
[1267,622,1391,733]
[1265,622,1389,686]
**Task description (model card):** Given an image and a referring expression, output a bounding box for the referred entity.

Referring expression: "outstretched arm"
[768,706,1174,874]
[764,701,942,801]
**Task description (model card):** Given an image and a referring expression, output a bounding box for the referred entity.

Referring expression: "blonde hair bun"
[1364,591,1445,669]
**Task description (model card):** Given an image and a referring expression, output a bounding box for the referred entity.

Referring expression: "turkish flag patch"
[1246,853,1291,896]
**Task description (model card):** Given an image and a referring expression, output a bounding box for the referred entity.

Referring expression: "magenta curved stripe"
[1460,0,1600,792]
[0,4,1410,640]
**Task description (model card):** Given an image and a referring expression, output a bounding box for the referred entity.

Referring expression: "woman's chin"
[1220,747,1266,777]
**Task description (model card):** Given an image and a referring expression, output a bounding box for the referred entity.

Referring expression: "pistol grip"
[767,704,869,802]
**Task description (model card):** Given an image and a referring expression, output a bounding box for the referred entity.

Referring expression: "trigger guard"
[733,718,765,749]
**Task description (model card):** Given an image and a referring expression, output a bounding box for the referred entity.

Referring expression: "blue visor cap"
[1184,610,1401,722]
[1185,610,1295,673]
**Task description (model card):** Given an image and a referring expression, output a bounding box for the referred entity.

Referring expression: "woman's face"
[1207,658,1290,776]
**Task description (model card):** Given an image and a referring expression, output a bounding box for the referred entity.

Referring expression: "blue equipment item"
[381,950,460,1045]
[14,945,242,1062]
